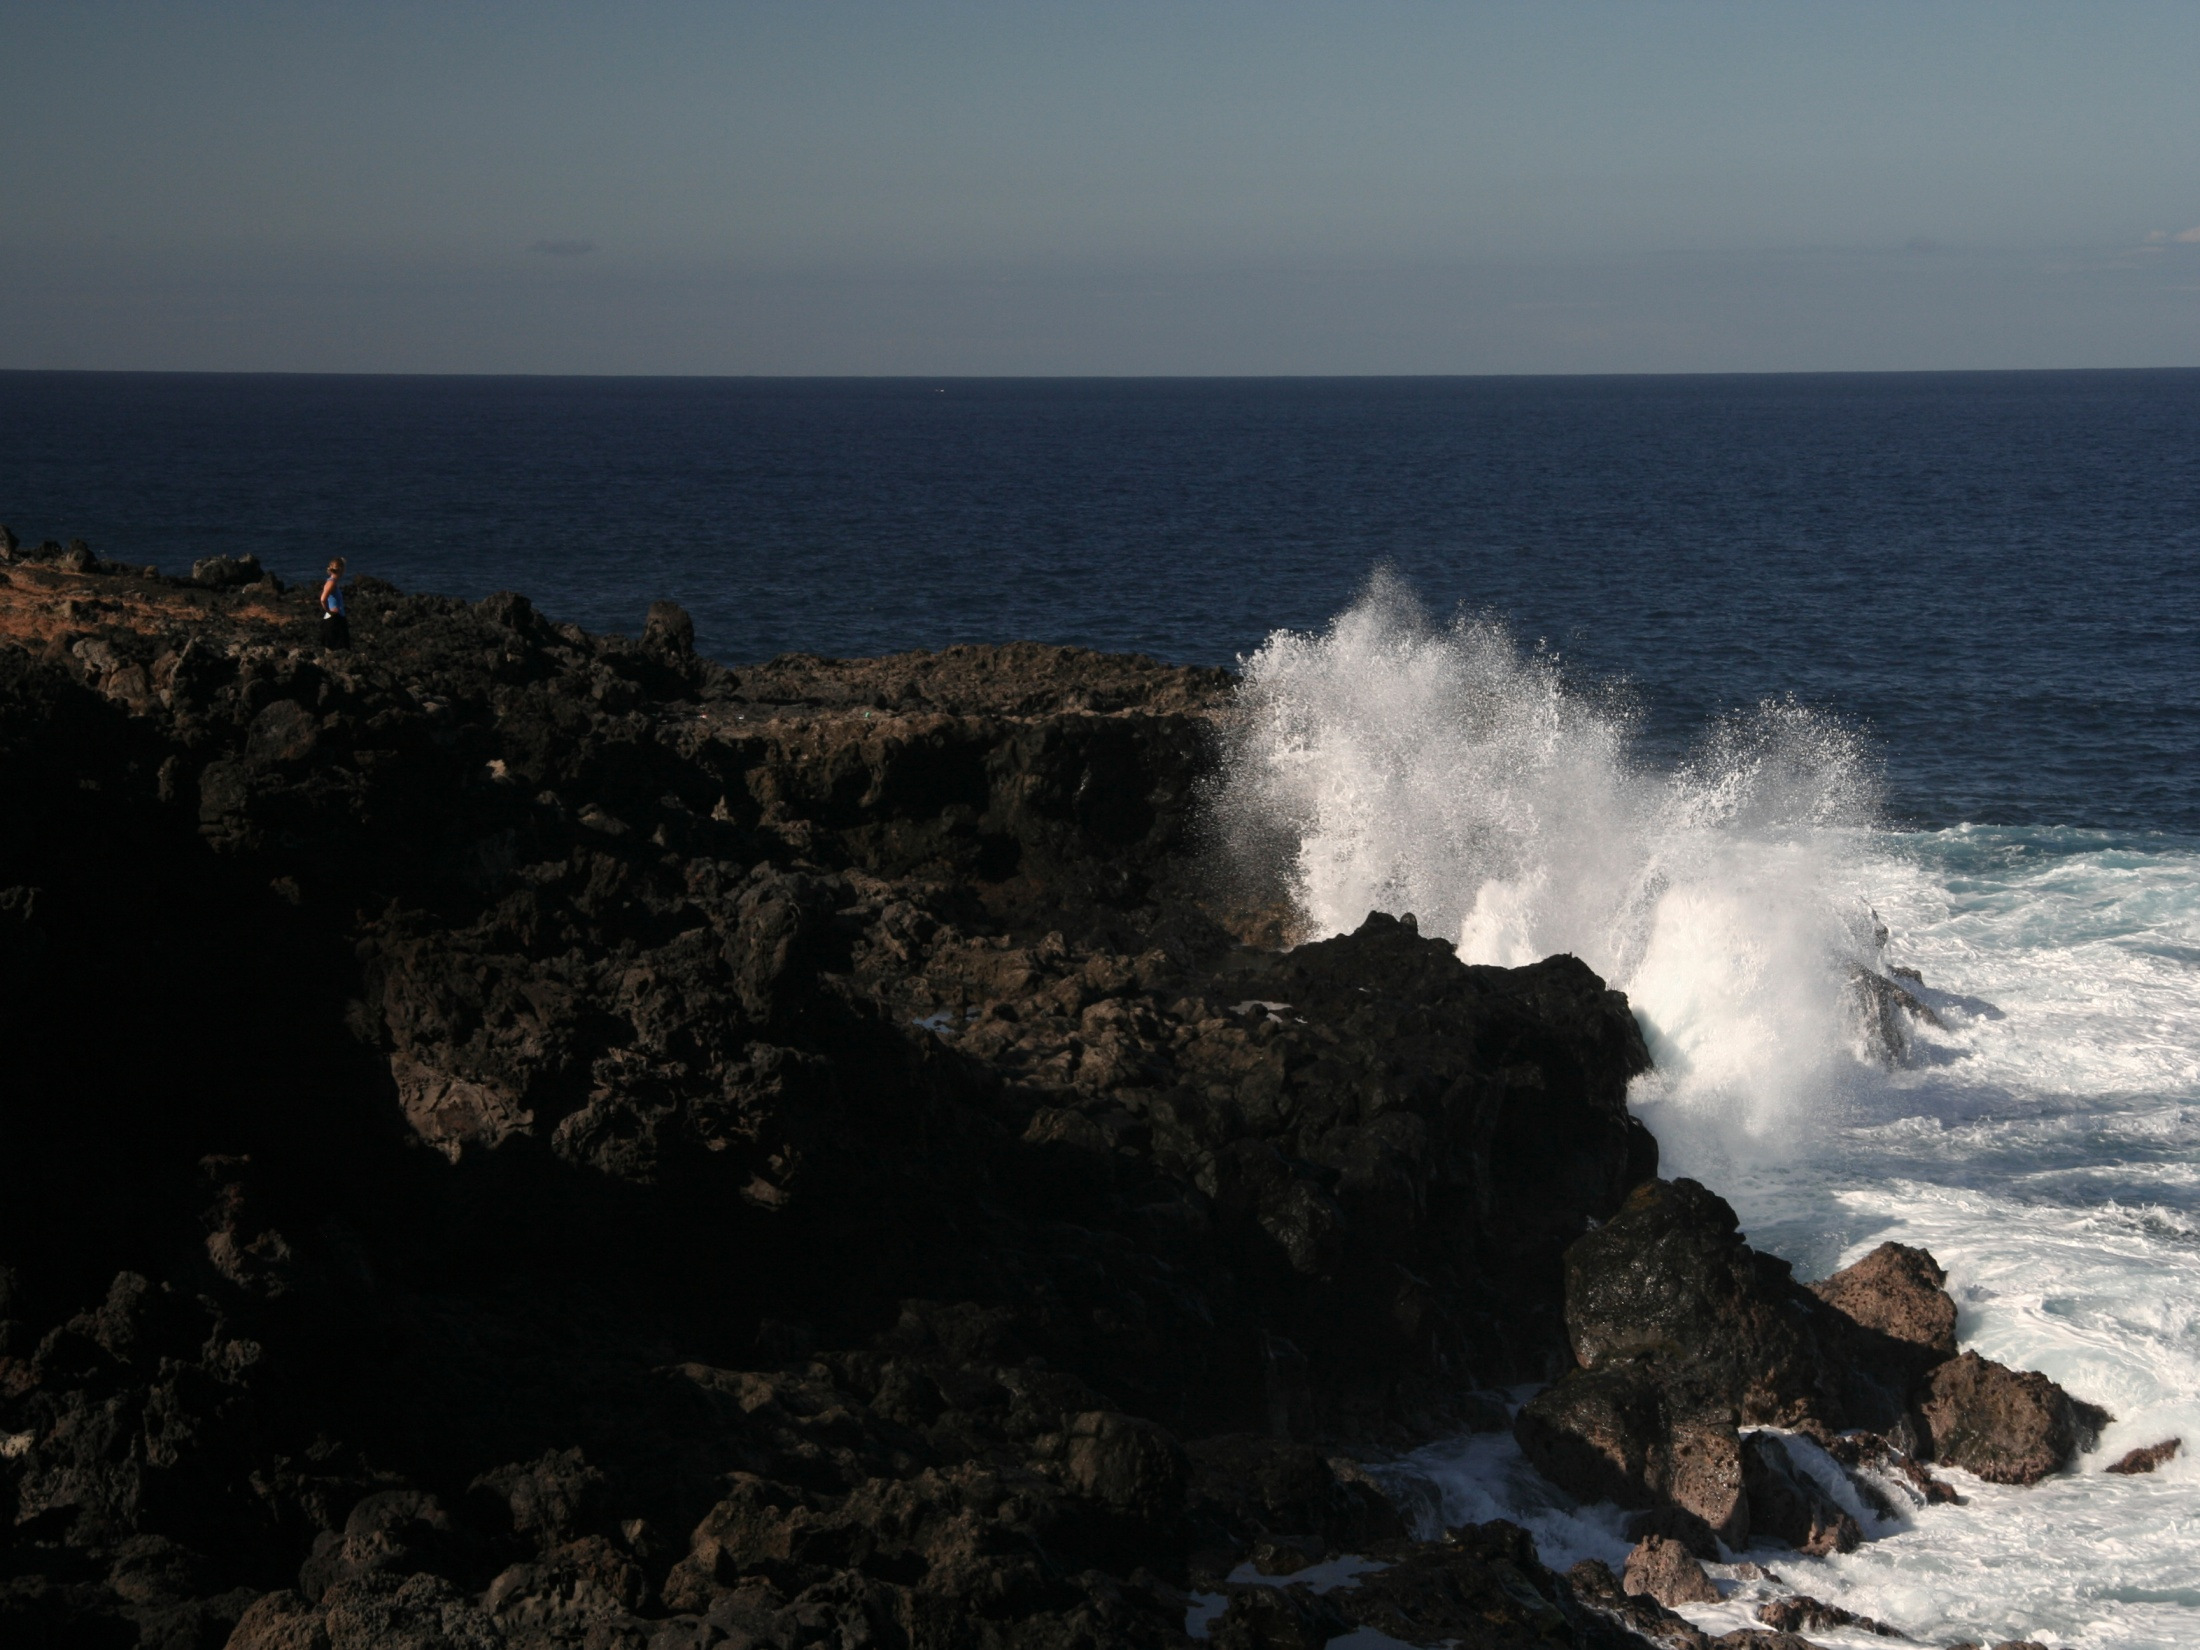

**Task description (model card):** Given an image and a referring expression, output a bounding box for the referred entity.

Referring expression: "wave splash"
[1218,570,1893,1158]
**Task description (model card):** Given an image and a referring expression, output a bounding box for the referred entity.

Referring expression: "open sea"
[6,370,2199,1648]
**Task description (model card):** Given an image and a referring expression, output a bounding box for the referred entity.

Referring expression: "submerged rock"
[2105,1437,2180,1475]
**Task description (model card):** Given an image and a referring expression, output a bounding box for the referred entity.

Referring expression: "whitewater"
[1219,575,2200,1650]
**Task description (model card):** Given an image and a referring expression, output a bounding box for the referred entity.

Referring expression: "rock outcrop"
[0,553,1666,1647]
[1517,1177,2110,1557]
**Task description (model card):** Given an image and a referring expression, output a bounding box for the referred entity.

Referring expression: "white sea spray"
[1218,573,2200,1649]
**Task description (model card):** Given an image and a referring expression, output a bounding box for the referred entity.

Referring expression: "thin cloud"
[529,238,597,256]
[2174,227,2200,244]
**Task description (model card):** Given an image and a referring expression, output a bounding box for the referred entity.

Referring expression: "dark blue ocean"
[2,370,2196,834]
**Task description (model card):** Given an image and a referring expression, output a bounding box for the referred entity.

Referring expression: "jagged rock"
[319,1570,504,1649]
[1915,1352,2110,1484]
[470,1448,612,1550]
[1323,1521,1633,1649]
[2105,1437,2180,1474]
[1567,1558,1714,1647]
[1757,1592,1904,1637]
[297,1491,468,1602]
[1184,1435,1408,1562]
[1515,1368,1750,1550]
[1740,1434,1861,1556]
[482,1535,647,1646]
[643,601,696,660]
[1208,1584,1349,1649]
[1849,965,1945,1065]
[1623,1535,1720,1606]
[1809,1243,1958,1362]
[228,1589,335,1650]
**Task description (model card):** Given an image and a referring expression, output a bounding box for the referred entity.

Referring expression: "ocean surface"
[6,371,2199,1647]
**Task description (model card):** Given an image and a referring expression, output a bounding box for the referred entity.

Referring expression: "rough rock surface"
[2105,1437,2180,1475]
[1621,1535,1719,1606]
[0,552,1666,1647]
[1517,1177,2110,1553]
[1915,1353,2111,1486]
[1808,1243,1958,1362]
[1755,1593,1903,1638]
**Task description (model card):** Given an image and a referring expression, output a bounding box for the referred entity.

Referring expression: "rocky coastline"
[0,534,2133,1650]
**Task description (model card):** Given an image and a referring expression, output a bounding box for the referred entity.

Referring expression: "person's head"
[327,557,346,578]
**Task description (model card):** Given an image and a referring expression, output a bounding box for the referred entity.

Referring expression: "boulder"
[1514,1368,1749,1550]
[2106,1437,2180,1475]
[1623,1535,1720,1606]
[1740,1433,1860,1555]
[1559,1179,1831,1425]
[1057,1409,1190,1521]
[1567,1557,1714,1647]
[1757,1593,1904,1637]
[644,600,696,658]
[296,1490,467,1602]
[190,553,264,589]
[1915,1352,2110,1484]
[1809,1243,1957,1362]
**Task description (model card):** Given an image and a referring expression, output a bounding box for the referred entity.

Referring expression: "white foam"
[1220,572,1890,1159]
[1223,577,2200,1648]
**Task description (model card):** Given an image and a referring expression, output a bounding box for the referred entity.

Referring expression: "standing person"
[320,557,351,650]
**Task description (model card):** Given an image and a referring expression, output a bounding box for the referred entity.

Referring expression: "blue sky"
[6,1,2200,373]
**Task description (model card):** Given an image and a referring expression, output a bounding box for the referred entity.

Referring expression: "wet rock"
[1809,1243,1958,1362]
[1184,1435,1408,1561]
[1324,1521,1616,1649]
[1850,965,1945,1065]
[1757,1592,1904,1637]
[1208,1584,1349,1649]
[1915,1351,2110,1484]
[0,560,1700,1649]
[1623,1535,1720,1606]
[1567,1558,1714,1647]
[1741,1433,1862,1555]
[2105,1437,2180,1475]
[1516,1368,1750,1550]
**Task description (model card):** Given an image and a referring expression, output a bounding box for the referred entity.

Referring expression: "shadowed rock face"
[0,557,1668,1648]
[1516,1176,2113,1558]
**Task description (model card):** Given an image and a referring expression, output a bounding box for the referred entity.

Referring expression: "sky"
[5,1,2200,375]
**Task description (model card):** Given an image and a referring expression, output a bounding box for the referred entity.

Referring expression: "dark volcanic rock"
[1757,1593,1904,1638]
[1739,1434,1859,1556]
[1915,1352,2111,1485]
[1809,1242,1958,1362]
[0,561,1672,1648]
[2105,1437,2180,1475]
[1517,1176,2106,1549]
[1622,1534,1719,1606]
